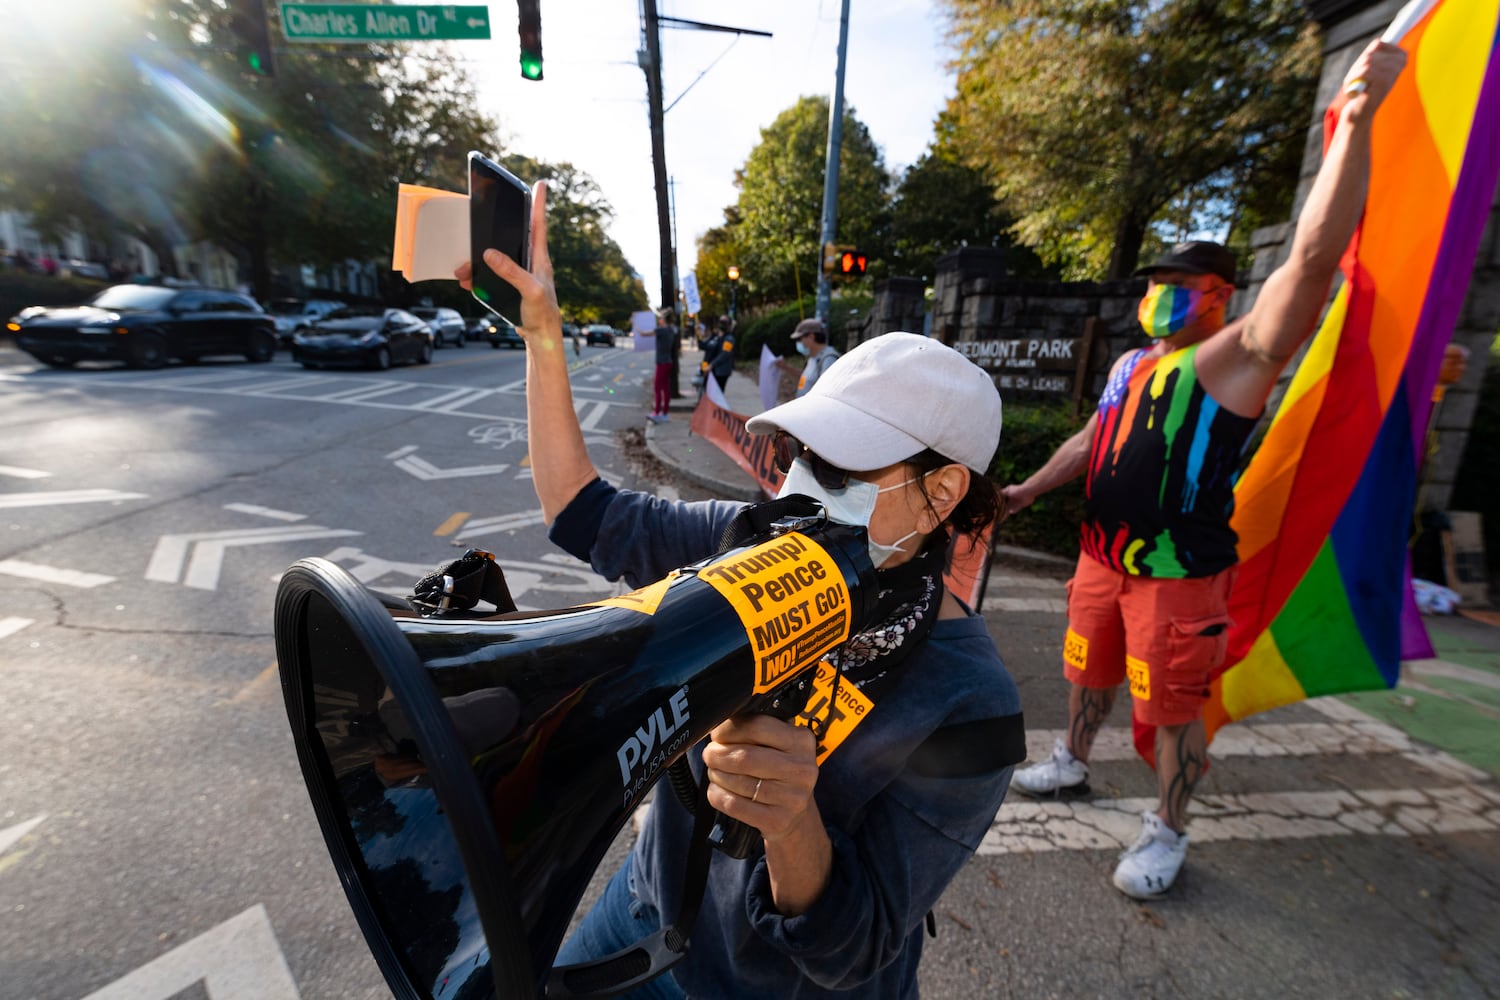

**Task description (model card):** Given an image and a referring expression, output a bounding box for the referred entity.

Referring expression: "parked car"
[410,306,466,348]
[62,259,110,280]
[267,298,345,345]
[291,307,433,370]
[7,284,277,370]
[471,315,525,349]
[584,323,617,347]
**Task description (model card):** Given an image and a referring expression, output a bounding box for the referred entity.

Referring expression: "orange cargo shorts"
[1062,552,1235,727]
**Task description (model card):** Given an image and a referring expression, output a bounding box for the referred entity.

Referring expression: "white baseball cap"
[746,331,1002,473]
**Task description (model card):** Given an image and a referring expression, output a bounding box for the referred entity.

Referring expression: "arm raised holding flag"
[1002,37,1407,901]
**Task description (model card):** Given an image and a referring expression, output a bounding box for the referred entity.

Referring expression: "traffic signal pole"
[814,0,851,325]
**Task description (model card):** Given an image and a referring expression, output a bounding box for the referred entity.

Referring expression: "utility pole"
[639,10,771,316]
[814,0,852,325]
[642,0,675,312]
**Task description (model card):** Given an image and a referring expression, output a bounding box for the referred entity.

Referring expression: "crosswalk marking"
[0,559,114,588]
[0,616,36,639]
[981,785,1500,855]
[989,597,1069,613]
[0,366,640,421]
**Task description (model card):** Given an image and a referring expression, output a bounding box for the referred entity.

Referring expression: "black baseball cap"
[1134,241,1237,287]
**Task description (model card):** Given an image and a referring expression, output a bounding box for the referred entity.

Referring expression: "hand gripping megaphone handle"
[704,668,820,859]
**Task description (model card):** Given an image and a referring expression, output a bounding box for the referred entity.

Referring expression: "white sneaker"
[1010,737,1090,798]
[1112,811,1188,899]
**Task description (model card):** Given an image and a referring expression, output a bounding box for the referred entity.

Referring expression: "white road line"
[980,785,1500,855]
[989,575,1065,588]
[0,560,114,588]
[0,814,46,856]
[1405,656,1500,692]
[1023,720,1419,765]
[322,381,416,403]
[222,503,307,522]
[0,464,50,479]
[0,488,147,509]
[456,509,549,540]
[988,597,1069,613]
[146,526,361,590]
[79,904,301,1000]
[0,616,36,639]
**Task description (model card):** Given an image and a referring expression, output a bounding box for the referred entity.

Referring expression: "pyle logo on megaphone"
[617,685,692,794]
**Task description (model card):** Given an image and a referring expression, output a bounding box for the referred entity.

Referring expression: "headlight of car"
[358,330,382,345]
[292,331,311,345]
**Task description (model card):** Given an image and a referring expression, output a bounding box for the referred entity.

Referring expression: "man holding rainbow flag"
[1000,37,1409,899]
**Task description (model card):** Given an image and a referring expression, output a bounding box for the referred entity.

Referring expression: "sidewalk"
[643,348,769,503]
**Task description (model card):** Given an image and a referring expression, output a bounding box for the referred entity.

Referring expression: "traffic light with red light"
[227,0,276,78]
[838,249,868,277]
[518,0,543,80]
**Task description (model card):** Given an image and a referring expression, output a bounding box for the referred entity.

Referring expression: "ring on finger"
[1344,76,1369,95]
[751,778,763,803]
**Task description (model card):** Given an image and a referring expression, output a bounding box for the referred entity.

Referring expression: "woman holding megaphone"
[457,187,1021,999]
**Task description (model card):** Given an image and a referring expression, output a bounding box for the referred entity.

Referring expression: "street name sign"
[281,3,492,43]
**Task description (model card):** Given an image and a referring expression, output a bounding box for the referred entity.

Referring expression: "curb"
[643,420,762,503]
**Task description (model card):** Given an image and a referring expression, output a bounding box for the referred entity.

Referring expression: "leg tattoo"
[1067,685,1117,762]
[1156,721,1206,833]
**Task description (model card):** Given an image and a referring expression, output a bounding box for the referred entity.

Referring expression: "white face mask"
[795,339,810,356]
[776,459,922,568]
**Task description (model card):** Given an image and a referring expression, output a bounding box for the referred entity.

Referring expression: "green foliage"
[887,147,1050,283]
[735,299,816,360]
[988,400,1090,558]
[723,97,891,305]
[942,0,1320,278]
[0,1,644,321]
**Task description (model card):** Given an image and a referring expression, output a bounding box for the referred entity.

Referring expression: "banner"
[683,272,702,315]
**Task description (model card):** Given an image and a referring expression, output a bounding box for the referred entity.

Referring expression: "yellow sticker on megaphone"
[588,571,678,616]
[699,532,852,694]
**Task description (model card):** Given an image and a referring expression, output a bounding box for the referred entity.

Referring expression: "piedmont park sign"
[956,337,1080,395]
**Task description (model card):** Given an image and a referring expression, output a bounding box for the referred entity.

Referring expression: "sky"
[451,0,958,309]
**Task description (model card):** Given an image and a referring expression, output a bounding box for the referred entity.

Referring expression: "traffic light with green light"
[519,0,543,80]
[228,0,275,78]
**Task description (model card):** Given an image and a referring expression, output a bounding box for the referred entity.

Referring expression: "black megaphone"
[273,514,877,999]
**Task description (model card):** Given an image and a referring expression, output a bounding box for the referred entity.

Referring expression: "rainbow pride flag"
[1137,0,1500,762]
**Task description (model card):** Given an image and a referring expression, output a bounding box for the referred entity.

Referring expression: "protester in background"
[999,39,1407,900]
[776,318,842,399]
[701,315,736,393]
[457,185,1021,998]
[650,307,677,423]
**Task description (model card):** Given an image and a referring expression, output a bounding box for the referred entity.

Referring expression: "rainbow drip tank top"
[1082,345,1258,578]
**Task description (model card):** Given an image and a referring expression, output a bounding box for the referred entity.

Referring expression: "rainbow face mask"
[1138,283,1209,339]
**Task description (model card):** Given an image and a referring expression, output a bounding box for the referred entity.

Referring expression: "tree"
[690,216,745,322]
[887,143,1052,283]
[1,1,646,313]
[942,0,1320,279]
[730,96,890,303]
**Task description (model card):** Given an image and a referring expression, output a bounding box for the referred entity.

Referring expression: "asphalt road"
[1,337,1497,999]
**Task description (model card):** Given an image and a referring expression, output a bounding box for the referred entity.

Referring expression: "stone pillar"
[931,247,1006,346]
[857,277,927,347]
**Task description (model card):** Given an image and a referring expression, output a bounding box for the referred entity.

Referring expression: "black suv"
[8,284,276,369]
